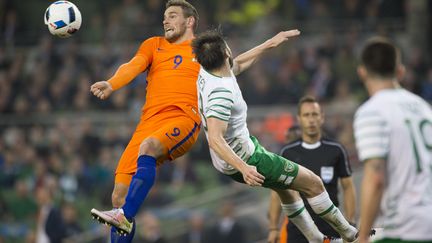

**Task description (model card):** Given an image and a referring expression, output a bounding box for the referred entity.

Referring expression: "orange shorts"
[115,108,200,186]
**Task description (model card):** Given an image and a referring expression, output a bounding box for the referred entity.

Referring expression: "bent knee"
[139,138,164,157]
[304,172,325,197]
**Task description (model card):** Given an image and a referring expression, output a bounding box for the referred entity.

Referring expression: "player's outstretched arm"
[232,29,300,75]
[359,158,385,243]
[207,117,265,186]
[106,55,148,91]
[90,54,148,100]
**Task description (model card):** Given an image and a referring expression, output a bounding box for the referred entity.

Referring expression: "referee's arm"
[337,143,357,225]
[340,176,356,224]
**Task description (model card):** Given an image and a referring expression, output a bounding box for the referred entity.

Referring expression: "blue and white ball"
[44,1,82,38]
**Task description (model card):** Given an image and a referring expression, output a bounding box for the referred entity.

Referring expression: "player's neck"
[366,79,400,96]
[211,64,232,78]
[172,31,194,44]
[302,134,321,144]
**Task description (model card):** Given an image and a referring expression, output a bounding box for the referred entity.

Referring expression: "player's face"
[298,102,323,139]
[163,6,188,43]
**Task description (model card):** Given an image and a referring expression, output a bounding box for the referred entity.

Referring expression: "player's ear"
[357,65,367,81]
[224,48,230,58]
[187,16,194,28]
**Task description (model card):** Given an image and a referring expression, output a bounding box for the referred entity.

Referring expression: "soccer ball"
[44,1,82,38]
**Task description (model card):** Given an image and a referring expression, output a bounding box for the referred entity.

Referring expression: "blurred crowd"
[1,0,432,242]
[0,0,432,114]
[1,0,431,115]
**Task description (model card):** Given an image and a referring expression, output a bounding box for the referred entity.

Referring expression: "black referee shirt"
[280,138,352,243]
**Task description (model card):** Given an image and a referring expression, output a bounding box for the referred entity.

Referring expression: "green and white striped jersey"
[197,68,255,175]
[354,88,432,240]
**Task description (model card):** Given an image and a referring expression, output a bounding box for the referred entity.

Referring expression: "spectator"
[60,202,82,240]
[35,186,60,243]
[179,212,209,243]
[135,211,167,243]
[206,201,246,243]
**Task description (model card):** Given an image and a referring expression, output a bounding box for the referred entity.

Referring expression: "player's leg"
[96,136,163,241]
[110,176,134,242]
[122,113,199,219]
[91,126,145,241]
[120,136,163,219]
[273,188,324,243]
[112,182,128,208]
[110,124,151,208]
[92,113,199,239]
[235,137,323,242]
[290,166,357,242]
[243,136,357,242]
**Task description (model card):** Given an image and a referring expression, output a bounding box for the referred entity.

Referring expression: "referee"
[268,96,357,243]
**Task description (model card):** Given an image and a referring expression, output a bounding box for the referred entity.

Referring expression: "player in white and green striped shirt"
[192,29,359,243]
[355,37,432,243]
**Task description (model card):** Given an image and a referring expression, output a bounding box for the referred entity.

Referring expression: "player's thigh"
[115,125,152,183]
[151,115,200,161]
[246,143,299,189]
[114,115,199,185]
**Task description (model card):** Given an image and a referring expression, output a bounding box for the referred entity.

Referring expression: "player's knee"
[304,172,325,197]
[139,138,163,157]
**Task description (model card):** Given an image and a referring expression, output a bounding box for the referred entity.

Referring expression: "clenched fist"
[90,81,113,100]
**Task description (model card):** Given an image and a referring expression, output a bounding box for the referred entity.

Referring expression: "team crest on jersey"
[284,161,295,173]
[320,166,334,183]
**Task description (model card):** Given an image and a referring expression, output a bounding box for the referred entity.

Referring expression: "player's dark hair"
[361,37,400,79]
[192,29,228,71]
[166,0,199,32]
[297,96,319,115]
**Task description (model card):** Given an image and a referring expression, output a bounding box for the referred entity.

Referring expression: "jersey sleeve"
[205,86,234,121]
[354,108,390,162]
[335,143,352,177]
[108,37,157,90]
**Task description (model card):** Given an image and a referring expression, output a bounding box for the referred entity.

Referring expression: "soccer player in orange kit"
[90,1,200,242]
[90,1,302,242]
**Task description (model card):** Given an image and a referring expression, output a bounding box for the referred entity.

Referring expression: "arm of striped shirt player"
[232,29,300,76]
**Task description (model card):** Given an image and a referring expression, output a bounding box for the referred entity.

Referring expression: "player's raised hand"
[90,81,113,100]
[267,29,300,48]
[241,164,265,187]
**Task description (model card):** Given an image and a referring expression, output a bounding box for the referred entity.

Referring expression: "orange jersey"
[108,37,200,123]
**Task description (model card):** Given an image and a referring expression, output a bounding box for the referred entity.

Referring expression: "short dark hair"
[192,30,228,71]
[166,0,199,32]
[297,96,319,115]
[361,37,400,78]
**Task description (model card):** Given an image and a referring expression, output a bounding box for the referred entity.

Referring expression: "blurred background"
[1,0,431,242]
